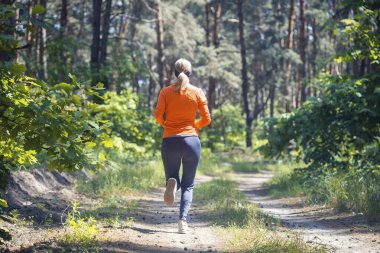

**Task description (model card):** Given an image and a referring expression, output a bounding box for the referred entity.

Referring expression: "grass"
[266,162,380,219]
[195,179,325,253]
[265,161,304,198]
[226,227,322,253]
[83,197,139,220]
[198,149,274,175]
[75,160,165,197]
[58,198,137,252]
[59,202,100,252]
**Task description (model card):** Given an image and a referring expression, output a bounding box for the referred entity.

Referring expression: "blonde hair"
[174,58,192,91]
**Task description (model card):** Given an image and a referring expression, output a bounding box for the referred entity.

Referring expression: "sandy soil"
[99,180,224,253]
[232,171,380,253]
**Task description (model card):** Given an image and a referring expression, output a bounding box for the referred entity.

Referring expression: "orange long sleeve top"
[154,83,211,138]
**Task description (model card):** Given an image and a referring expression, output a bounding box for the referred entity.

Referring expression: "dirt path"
[3,169,380,252]
[100,176,224,253]
[1,172,224,252]
[232,171,380,253]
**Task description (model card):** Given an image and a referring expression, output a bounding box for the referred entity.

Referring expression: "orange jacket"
[154,83,211,138]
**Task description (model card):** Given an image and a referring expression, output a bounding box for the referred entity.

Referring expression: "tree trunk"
[212,0,221,48]
[237,0,252,148]
[207,1,222,117]
[299,0,307,103]
[57,0,68,76]
[269,61,276,118]
[15,4,20,63]
[60,0,68,35]
[99,0,112,89]
[295,68,300,108]
[37,0,46,79]
[147,53,157,110]
[283,0,295,112]
[155,0,165,89]
[205,2,213,116]
[78,0,86,40]
[91,0,102,85]
[25,0,36,75]
[245,117,253,148]
[205,2,210,47]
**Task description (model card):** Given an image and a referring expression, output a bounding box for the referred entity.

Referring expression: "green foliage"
[261,5,380,215]
[46,36,92,84]
[266,165,304,199]
[0,72,108,172]
[60,201,99,249]
[203,104,245,150]
[1,2,110,174]
[0,2,48,66]
[337,6,380,65]
[92,90,160,161]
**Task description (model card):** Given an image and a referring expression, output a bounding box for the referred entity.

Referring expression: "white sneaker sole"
[164,178,176,206]
[178,228,190,234]
[178,220,190,234]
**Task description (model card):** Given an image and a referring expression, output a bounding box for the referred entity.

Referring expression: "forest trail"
[2,170,380,252]
[100,175,224,253]
[232,171,380,253]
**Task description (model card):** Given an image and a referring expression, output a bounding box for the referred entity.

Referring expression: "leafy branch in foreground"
[0,72,110,172]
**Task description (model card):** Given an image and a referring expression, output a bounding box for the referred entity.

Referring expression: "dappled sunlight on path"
[100,175,223,252]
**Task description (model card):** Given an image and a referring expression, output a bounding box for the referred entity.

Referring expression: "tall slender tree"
[99,0,112,88]
[237,0,252,147]
[299,0,307,103]
[37,0,47,79]
[207,0,222,116]
[155,0,165,89]
[90,0,102,86]
[284,0,295,112]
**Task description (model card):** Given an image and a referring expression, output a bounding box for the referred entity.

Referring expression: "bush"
[92,90,160,161]
[260,5,380,216]
[202,104,245,151]
[60,202,99,249]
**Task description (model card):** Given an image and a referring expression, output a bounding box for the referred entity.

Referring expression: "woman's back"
[155,83,211,138]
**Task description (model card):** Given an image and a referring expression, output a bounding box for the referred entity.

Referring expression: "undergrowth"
[267,164,380,218]
[59,201,100,251]
[75,160,165,197]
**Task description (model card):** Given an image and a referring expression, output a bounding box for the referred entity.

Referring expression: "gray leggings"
[161,136,201,220]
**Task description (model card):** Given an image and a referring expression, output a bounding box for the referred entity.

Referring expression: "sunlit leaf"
[32,4,45,14]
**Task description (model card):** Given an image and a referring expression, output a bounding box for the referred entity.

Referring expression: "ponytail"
[175,72,190,91]
[174,58,192,92]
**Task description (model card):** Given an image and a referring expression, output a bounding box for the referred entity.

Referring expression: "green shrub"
[60,202,99,250]
[92,90,160,161]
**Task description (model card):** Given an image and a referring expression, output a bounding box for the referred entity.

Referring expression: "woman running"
[154,58,211,234]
